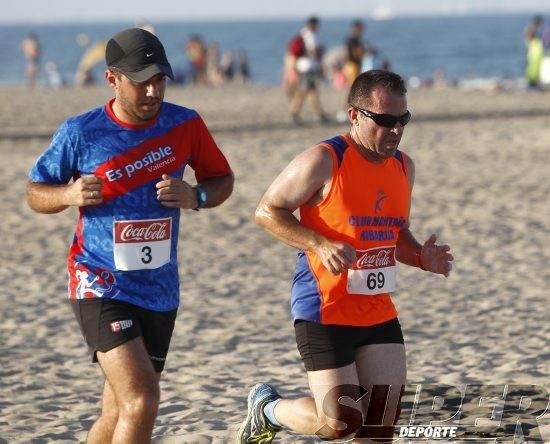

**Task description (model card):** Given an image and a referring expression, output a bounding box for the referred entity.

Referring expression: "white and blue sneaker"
[236,383,283,443]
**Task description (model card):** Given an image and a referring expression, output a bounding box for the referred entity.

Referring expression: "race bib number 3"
[113,218,172,271]
[347,246,397,295]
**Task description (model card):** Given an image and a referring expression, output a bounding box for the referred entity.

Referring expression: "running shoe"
[236,383,283,443]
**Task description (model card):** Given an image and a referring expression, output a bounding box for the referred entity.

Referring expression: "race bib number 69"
[113,218,172,271]
[347,246,397,295]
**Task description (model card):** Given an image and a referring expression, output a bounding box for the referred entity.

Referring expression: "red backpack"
[288,34,306,57]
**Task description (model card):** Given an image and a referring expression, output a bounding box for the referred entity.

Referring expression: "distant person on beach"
[284,16,328,124]
[45,61,64,89]
[218,48,250,84]
[237,70,453,443]
[540,23,550,86]
[235,49,250,84]
[206,41,225,86]
[20,33,41,88]
[524,15,544,88]
[220,49,234,81]
[336,20,366,122]
[27,28,233,443]
[185,35,207,84]
[344,20,366,87]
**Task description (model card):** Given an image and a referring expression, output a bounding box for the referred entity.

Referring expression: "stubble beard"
[117,88,161,123]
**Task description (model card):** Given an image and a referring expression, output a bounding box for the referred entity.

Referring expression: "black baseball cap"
[105,28,174,82]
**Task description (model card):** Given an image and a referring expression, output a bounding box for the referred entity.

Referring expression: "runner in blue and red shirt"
[27,28,233,442]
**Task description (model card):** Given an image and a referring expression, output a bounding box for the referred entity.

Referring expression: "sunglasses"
[351,105,411,128]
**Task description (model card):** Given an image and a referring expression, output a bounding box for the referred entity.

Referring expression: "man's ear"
[348,107,358,125]
[105,70,118,89]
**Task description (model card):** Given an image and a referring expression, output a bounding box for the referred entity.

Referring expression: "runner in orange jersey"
[237,70,453,443]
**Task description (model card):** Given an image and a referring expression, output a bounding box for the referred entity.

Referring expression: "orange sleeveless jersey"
[291,135,410,326]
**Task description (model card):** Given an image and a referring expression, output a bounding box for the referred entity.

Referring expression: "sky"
[2,0,550,23]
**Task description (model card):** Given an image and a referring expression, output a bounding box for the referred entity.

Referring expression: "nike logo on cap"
[146,53,154,57]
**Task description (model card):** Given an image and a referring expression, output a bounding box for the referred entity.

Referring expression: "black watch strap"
[193,186,207,211]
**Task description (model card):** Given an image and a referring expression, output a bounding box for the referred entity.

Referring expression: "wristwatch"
[193,186,207,211]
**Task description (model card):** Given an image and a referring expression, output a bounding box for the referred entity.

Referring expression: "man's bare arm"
[27,175,103,214]
[197,172,234,208]
[156,171,234,209]
[255,146,355,275]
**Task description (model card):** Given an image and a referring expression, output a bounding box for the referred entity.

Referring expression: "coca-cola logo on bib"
[114,218,171,243]
[356,247,396,269]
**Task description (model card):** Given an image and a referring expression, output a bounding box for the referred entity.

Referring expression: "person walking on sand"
[27,28,233,443]
[21,32,41,88]
[284,16,328,124]
[236,70,453,443]
[336,20,366,122]
[185,34,207,85]
[524,15,544,88]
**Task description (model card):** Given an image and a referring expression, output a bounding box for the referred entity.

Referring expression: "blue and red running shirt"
[29,99,231,312]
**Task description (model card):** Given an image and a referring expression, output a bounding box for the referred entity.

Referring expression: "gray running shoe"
[236,383,283,443]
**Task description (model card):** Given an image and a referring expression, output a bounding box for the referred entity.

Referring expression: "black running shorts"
[70,298,177,372]
[294,318,404,371]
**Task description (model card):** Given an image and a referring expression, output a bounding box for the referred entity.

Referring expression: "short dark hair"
[307,16,319,26]
[348,70,407,108]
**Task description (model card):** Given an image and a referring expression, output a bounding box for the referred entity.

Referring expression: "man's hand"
[156,174,197,209]
[420,234,453,277]
[66,175,103,207]
[315,239,356,275]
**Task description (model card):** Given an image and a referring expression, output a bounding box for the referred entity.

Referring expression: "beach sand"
[0,84,549,443]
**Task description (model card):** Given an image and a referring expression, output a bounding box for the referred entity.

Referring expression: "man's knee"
[117,383,160,421]
[99,388,119,425]
[100,407,119,426]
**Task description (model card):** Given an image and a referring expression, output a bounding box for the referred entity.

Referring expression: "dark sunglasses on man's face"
[351,105,412,128]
